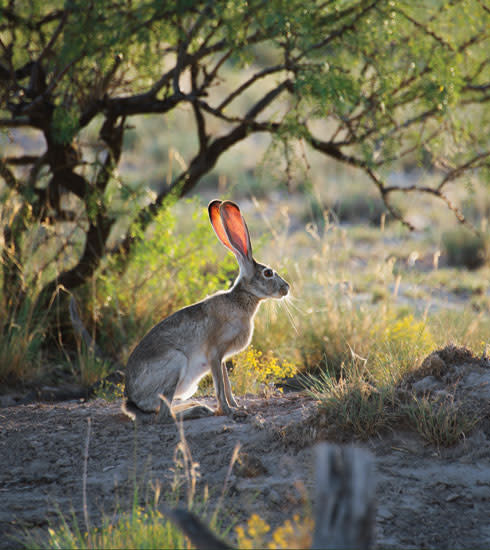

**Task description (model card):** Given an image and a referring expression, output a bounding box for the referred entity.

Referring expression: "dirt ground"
[1,353,490,549]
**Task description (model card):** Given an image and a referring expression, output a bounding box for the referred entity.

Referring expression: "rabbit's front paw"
[216,404,247,420]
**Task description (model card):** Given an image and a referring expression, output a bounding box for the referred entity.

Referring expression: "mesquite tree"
[1,0,489,339]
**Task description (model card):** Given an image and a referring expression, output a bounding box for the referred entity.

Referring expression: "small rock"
[433,389,452,400]
[420,353,447,378]
[0,395,18,408]
[462,371,490,400]
[234,452,268,478]
[269,488,282,505]
[378,506,394,521]
[466,485,490,501]
[412,376,439,394]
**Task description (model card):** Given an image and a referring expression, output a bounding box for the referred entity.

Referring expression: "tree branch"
[114,80,291,258]
[0,118,31,127]
[0,157,21,192]
[294,0,382,63]
[104,92,182,117]
[437,151,490,190]
[217,64,286,112]
[37,9,69,64]
[191,67,208,153]
[394,7,455,52]
[4,155,40,165]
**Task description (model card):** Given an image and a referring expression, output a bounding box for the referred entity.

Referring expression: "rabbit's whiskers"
[284,294,306,315]
[281,296,299,335]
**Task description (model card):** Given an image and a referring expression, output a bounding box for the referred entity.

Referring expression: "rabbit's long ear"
[219,201,253,263]
[208,200,235,253]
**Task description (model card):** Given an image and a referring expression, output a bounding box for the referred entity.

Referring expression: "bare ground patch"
[1,367,490,549]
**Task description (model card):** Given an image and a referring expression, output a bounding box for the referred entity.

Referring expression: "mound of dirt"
[2,357,490,549]
[400,345,490,410]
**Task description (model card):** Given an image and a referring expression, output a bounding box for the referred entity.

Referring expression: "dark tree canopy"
[0,0,489,335]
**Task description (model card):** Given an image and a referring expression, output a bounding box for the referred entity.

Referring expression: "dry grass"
[305,367,481,446]
[305,369,397,440]
[0,299,44,384]
[303,339,486,447]
[404,394,479,447]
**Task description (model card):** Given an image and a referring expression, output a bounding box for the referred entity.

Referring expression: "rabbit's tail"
[121,399,151,421]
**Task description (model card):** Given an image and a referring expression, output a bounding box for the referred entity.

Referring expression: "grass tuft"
[404,394,479,447]
[305,367,396,440]
[0,299,44,384]
[41,504,189,550]
[72,344,112,388]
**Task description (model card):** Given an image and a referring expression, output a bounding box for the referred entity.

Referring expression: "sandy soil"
[1,353,490,549]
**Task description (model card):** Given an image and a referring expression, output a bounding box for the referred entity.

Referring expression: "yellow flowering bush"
[383,314,434,351]
[235,513,313,549]
[45,506,190,549]
[93,380,125,402]
[235,514,270,549]
[369,313,435,384]
[230,346,298,397]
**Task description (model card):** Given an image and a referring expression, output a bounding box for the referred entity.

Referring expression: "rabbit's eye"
[263,268,273,278]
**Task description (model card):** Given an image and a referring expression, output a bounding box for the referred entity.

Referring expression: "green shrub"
[368,313,435,385]
[442,227,487,269]
[404,395,479,447]
[331,194,387,225]
[70,343,112,388]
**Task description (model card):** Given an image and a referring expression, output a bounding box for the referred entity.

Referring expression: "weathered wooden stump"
[312,443,376,550]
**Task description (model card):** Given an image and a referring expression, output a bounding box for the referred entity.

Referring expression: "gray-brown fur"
[123,200,289,421]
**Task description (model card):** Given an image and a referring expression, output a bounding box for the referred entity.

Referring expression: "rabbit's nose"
[279,282,289,296]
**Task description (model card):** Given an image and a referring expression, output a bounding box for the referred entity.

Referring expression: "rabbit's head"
[209,200,289,300]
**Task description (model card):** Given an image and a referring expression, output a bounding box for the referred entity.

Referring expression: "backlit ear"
[219,201,253,262]
[208,200,235,252]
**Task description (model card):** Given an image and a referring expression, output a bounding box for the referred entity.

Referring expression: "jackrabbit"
[123,200,289,422]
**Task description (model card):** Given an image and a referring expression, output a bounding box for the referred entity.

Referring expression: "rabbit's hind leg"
[121,399,155,422]
[128,351,187,423]
[153,352,190,422]
[171,353,215,420]
[174,352,211,401]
